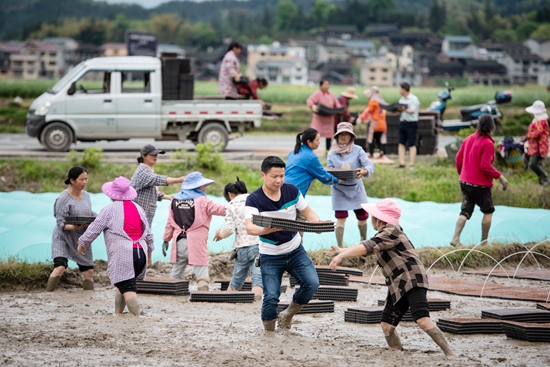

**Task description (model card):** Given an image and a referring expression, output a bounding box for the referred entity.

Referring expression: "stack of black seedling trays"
[316,104,345,116]
[136,277,189,296]
[252,215,335,233]
[502,321,550,342]
[215,280,286,293]
[436,318,504,334]
[290,271,349,288]
[326,168,359,181]
[64,216,96,225]
[345,306,414,324]
[309,285,358,302]
[277,300,335,315]
[315,265,363,277]
[189,290,255,303]
[537,303,550,311]
[377,298,451,311]
[481,308,550,323]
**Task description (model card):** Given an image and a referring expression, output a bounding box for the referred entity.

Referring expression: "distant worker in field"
[307,80,342,151]
[334,87,358,131]
[524,100,549,187]
[218,42,243,100]
[327,199,455,356]
[237,77,268,108]
[450,114,508,247]
[395,82,420,171]
[358,86,388,158]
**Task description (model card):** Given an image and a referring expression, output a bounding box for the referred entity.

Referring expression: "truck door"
[115,70,161,136]
[65,69,117,138]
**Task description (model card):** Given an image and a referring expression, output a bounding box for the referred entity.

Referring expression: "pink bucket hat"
[102,176,137,201]
[361,199,401,225]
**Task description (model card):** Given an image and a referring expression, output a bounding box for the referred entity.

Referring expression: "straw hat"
[340,87,358,99]
[361,199,401,225]
[102,176,137,201]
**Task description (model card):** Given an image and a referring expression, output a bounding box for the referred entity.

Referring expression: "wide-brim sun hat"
[341,87,358,99]
[102,176,137,201]
[361,199,401,225]
[334,122,356,138]
[526,100,547,115]
[180,171,215,190]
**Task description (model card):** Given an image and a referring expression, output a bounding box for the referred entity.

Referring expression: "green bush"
[67,148,104,170]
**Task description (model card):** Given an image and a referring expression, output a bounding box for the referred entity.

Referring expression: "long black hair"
[223,176,248,202]
[477,114,494,137]
[64,166,87,185]
[227,42,242,53]
[294,128,319,154]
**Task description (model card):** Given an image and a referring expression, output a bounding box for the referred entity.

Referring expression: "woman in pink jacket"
[163,172,226,290]
[524,100,549,187]
[307,80,342,151]
[450,115,508,247]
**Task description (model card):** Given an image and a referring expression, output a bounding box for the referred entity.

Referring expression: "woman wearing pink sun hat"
[327,198,455,356]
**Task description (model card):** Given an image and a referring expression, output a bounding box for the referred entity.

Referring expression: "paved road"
[0,133,454,159]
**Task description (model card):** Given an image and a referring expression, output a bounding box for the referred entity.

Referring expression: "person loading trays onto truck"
[236,77,268,108]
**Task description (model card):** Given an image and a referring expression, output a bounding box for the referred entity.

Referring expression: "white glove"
[311,105,319,113]
[498,175,508,191]
[356,117,362,124]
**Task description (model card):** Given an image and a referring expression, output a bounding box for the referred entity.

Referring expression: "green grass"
[0,256,53,290]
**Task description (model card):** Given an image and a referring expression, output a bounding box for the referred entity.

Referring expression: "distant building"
[393,69,422,87]
[101,43,127,57]
[157,43,185,58]
[524,38,550,62]
[389,32,441,51]
[465,59,510,86]
[380,45,414,71]
[21,40,62,78]
[66,43,102,68]
[442,35,477,62]
[247,42,307,85]
[43,37,78,74]
[365,24,401,38]
[321,25,361,43]
[287,37,318,66]
[499,43,541,85]
[0,42,23,78]
[361,60,393,87]
[9,53,40,79]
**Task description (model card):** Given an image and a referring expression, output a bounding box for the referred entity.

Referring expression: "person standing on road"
[524,100,549,187]
[46,166,96,292]
[218,42,243,100]
[328,122,374,247]
[214,177,263,299]
[359,86,388,158]
[131,144,185,227]
[78,176,155,317]
[285,128,340,198]
[307,80,342,151]
[327,199,455,356]
[245,156,323,332]
[396,82,420,171]
[450,114,508,247]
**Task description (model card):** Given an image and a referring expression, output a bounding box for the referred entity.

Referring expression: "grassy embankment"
[1,80,548,135]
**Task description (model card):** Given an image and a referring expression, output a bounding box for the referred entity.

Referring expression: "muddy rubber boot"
[126,297,140,317]
[450,217,466,247]
[384,331,403,351]
[277,301,305,329]
[115,293,126,314]
[197,278,209,291]
[263,319,276,332]
[481,220,491,244]
[335,225,345,248]
[358,223,367,241]
[82,279,94,290]
[425,327,455,356]
[45,276,61,292]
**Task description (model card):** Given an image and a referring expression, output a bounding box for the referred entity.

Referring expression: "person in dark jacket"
[334,87,358,132]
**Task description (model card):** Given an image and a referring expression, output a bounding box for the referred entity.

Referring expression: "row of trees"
[21,0,550,50]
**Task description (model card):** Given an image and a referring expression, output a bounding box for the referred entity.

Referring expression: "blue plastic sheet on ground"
[0,191,548,265]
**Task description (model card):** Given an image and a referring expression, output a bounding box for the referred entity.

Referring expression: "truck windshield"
[47,63,86,94]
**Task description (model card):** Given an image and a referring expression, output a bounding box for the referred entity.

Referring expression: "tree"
[78,17,106,46]
[150,14,181,44]
[312,0,329,27]
[192,22,218,50]
[429,0,446,33]
[367,0,396,22]
[531,24,550,39]
[493,29,517,42]
[275,0,298,31]
[109,13,130,43]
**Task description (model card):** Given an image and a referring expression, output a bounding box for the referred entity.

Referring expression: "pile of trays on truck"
[383,111,440,155]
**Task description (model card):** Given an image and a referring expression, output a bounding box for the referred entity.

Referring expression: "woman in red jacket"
[450,114,509,247]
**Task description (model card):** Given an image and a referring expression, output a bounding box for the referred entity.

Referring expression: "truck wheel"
[197,123,229,151]
[40,122,74,152]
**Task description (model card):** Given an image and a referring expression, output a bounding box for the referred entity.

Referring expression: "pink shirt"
[123,201,143,245]
[307,90,342,138]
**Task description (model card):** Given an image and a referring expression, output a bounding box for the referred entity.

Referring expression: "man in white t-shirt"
[396,82,421,171]
[245,156,322,331]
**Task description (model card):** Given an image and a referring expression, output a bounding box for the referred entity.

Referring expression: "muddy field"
[1,265,549,367]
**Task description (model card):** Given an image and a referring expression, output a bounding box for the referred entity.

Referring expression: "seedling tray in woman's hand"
[252,215,334,233]
[64,216,96,225]
[315,104,345,116]
[326,168,359,180]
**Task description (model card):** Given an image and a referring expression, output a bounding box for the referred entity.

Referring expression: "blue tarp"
[1,191,549,266]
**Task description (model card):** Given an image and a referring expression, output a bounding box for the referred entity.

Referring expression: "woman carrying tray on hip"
[46,166,96,292]
[307,80,342,151]
[328,122,374,247]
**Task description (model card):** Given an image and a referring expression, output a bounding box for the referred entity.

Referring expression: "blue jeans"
[229,244,262,290]
[260,245,319,321]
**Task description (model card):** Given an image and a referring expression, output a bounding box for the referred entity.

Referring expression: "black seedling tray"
[189,290,255,303]
[326,168,360,180]
[315,266,363,277]
[481,308,550,323]
[252,215,335,233]
[64,216,96,225]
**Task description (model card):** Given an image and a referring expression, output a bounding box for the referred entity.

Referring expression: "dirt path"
[1,269,549,367]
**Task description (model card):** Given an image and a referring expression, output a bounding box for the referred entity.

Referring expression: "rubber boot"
[425,327,455,356]
[263,319,276,332]
[115,293,126,314]
[481,220,491,244]
[82,279,94,290]
[335,225,345,248]
[126,297,140,317]
[45,276,61,292]
[384,331,403,351]
[277,301,305,329]
[197,278,209,291]
[450,217,466,247]
[358,223,367,241]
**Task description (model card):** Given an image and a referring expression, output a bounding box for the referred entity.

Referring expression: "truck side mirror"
[67,82,76,95]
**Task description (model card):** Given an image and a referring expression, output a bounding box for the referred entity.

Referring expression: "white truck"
[25,56,262,151]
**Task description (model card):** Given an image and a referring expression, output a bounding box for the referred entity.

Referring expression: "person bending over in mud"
[326,199,455,356]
